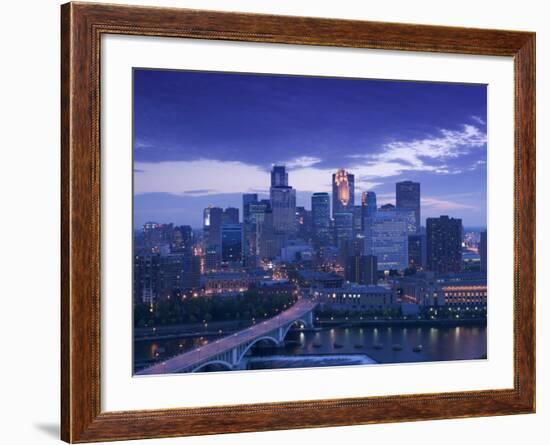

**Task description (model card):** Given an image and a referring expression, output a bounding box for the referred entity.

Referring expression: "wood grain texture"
[60,2,536,442]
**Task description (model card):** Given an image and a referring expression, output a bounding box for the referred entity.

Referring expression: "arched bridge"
[137,299,317,375]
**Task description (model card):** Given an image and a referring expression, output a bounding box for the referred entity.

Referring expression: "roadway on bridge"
[137,298,317,375]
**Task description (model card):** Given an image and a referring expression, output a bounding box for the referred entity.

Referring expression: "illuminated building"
[203,272,251,296]
[133,253,161,304]
[396,181,421,233]
[364,209,409,271]
[203,206,223,250]
[332,169,355,217]
[427,216,463,273]
[171,225,193,254]
[295,206,312,241]
[315,285,396,311]
[311,192,331,246]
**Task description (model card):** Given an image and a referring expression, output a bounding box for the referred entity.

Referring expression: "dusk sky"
[133,68,487,229]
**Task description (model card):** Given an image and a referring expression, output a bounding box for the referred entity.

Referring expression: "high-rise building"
[221,224,243,264]
[345,255,378,285]
[362,191,377,219]
[408,233,426,270]
[203,206,223,250]
[379,204,416,235]
[479,230,487,273]
[269,165,296,236]
[133,254,161,304]
[242,197,270,267]
[364,209,409,271]
[311,192,331,247]
[222,207,239,224]
[396,181,421,233]
[426,216,463,273]
[182,255,201,290]
[332,169,355,217]
[271,165,288,187]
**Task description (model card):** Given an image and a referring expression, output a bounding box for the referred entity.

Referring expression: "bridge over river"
[137,299,318,375]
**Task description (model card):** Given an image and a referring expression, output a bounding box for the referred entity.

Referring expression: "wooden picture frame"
[61,2,536,442]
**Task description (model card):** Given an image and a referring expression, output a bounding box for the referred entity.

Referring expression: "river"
[134,324,487,372]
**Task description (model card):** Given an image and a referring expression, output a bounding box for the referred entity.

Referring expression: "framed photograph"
[61,2,535,442]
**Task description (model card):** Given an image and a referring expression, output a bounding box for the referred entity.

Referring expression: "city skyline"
[134,69,487,229]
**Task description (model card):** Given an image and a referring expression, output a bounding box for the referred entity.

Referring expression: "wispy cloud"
[422,196,477,212]
[471,115,486,125]
[284,156,322,169]
[349,124,486,179]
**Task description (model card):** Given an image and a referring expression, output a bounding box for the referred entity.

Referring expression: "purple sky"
[133,69,487,229]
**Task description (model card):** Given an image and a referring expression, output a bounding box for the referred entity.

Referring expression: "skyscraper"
[269,165,296,236]
[271,165,288,187]
[333,212,354,249]
[362,191,377,218]
[332,169,355,217]
[311,192,331,246]
[396,181,421,233]
[479,230,487,273]
[203,206,223,249]
[221,223,243,264]
[364,209,409,271]
[408,233,426,270]
[426,216,463,273]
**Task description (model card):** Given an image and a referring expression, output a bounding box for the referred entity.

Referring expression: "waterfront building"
[332,169,355,217]
[315,284,396,311]
[396,180,421,233]
[345,255,378,285]
[479,230,487,273]
[221,223,242,265]
[426,216,463,273]
[311,192,331,246]
[364,209,409,271]
[203,271,251,296]
[270,165,297,236]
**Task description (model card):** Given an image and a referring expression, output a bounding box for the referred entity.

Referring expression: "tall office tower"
[352,205,363,233]
[396,181,421,233]
[223,207,239,224]
[203,206,223,249]
[332,169,355,217]
[271,164,288,187]
[408,233,427,271]
[426,216,463,273]
[242,197,270,267]
[479,230,488,273]
[259,209,278,260]
[242,193,258,223]
[364,209,409,271]
[345,255,378,285]
[171,225,193,254]
[221,223,243,265]
[362,191,377,218]
[311,192,331,246]
[269,165,296,236]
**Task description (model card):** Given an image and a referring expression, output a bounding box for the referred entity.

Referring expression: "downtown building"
[364,207,411,271]
[396,181,421,233]
[269,165,297,243]
[311,192,331,247]
[426,216,463,274]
